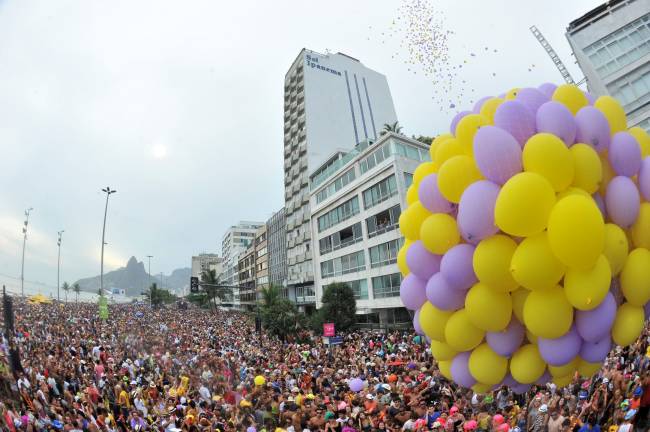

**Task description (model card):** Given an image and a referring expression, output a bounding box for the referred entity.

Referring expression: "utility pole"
[57,230,64,302]
[20,208,33,297]
[146,255,153,307]
[100,187,117,296]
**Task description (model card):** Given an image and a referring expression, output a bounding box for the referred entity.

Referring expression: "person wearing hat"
[530,404,549,432]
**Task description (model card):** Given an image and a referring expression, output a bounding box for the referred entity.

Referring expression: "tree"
[380,121,403,136]
[200,269,231,311]
[259,285,303,341]
[413,135,434,145]
[318,282,357,332]
[62,282,70,303]
[73,283,81,303]
[145,283,178,307]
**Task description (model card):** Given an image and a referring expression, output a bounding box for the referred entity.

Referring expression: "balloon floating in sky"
[399,83,650,393]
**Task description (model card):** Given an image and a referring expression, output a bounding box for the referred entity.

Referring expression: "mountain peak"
[126,256,139,268]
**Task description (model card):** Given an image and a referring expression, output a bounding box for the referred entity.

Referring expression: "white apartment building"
[221,221,264,306]
[191,253,223,279]
[309,132,430,328]
[283,48,398,310]
[566,0,650,131]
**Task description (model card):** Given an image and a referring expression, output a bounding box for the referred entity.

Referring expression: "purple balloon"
[486,318,525,357]
[457,181,500,244]
[349,378,365,392]
[512,383,532,395]
[451,352,476,388]
[538,326,582,366]
[538,83,557,98]
[413,308,424,335]
[516,88,549,114]
[400,274,427,311]
[440,244,477,291]
[639,157,650,201]
[609,132,642,177]
[473,126,523,184]
[473,96,492,114]
[425,272,466,311]
[450,111,472,136]
[535,370,552,386]
[247,427,257,432]
[406,241,441,280]
[575,291,617,342]
[605,176,640,228]
[494,101,536,147]
[536,101,577,146]
[575,106,611,153]
[593,192,607,219]
[645,301,650,320]
[579,334,612,363]
[584,92,596,105]
[418,174,455,214]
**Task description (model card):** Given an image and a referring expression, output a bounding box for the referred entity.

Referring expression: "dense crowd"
[0,300,648,432]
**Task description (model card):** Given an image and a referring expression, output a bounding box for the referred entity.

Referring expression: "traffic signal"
[190,277,199,293]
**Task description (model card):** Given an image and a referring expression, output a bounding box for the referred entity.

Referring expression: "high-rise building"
[566,0,650,131]
[221,221,264,305]
[237,244,257,308]
[267,208,288,296]
[283,49,398,310]
[191,253,223,279]
[309,132,430,328]
[254,225,269,302]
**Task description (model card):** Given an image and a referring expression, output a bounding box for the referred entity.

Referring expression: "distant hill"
[74,256,190,297]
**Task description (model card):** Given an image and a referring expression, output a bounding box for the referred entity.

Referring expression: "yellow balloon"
[399,201,431,241]
[570,143,602,194]
[505,88,520,100]
[471,382,493,394]
[611,302,645,346]
[413,162,438,185]
[435,137,465,166]
[523,133,574,192]
[479,97,504,123]
[397,241,411,276]
[552,84,589,115]
[511,288,529,323]
[620,248,650,307]
[456,114,489,155]
[577,357,602,377]
[547,195,605,270]
[630,203,650,249]
[430,340,458,361]
[526,328,538,345]
[406,184,418,205]
[549,357,580,378]
[465,283,512,331]
[556,187,592,201]
[510,344,546,384]
[495,172,556,237]
[599,153,616,196]
[629,127,650,157]
[437,155,483,203]
[445,309,485,352]
[603,223,629,275]
[254,375,266,386]
[430,133,454,161]
[510,232,566,291]
[420,213,460,254]
[438,360,452,380]
[564,255,611,310]
[594,96,627,134]
[553,374,574,388]
[523,285,573,338]
[469,343,508,385]
[419,301,453,342]
[473,235,519,292]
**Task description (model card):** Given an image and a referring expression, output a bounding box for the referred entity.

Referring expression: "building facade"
[254,225,269,302]
[566,0,650,131]
[237,244,257,308]
[283,49,398,310]
[309,132,430,328]
[221,221,264,305]
[191,253,223,279]
[267,208,288,297]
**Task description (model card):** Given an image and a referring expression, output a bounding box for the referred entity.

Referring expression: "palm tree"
[62,282,70,303]
[260,285,281,307]
[380,121,403,136]
[200,269,230,311]
[73,283,81,303]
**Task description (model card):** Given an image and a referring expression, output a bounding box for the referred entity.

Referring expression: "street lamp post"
[100,187,117,296]
[146,255,153,307]
[20,208,33,297]
[57,230,64,302]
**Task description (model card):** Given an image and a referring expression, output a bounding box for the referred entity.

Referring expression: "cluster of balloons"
[398,83,650,394]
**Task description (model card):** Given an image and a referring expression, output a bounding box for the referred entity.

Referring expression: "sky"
[0,0,603,293]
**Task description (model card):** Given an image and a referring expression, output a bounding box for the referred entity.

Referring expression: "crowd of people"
[0,300,648,432]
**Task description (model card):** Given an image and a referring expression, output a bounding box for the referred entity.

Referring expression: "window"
[372,273,402,298]
[316,169,356,204]
[607,62,650,112]
[319,222,363,255]
[257,276,269,285]
[320,251,366,278]
[317,197,360,232]
[366,205,401,238]
[404,172,414,188]
[369,238,402,268]
[256,247,267,258]
[363,175,398,209]
[346,279,369,300]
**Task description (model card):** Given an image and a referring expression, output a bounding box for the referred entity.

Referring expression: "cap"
[602,378,609,384]
[365,394,375,400]
[450,406,459,414]
[539,404,548,413]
